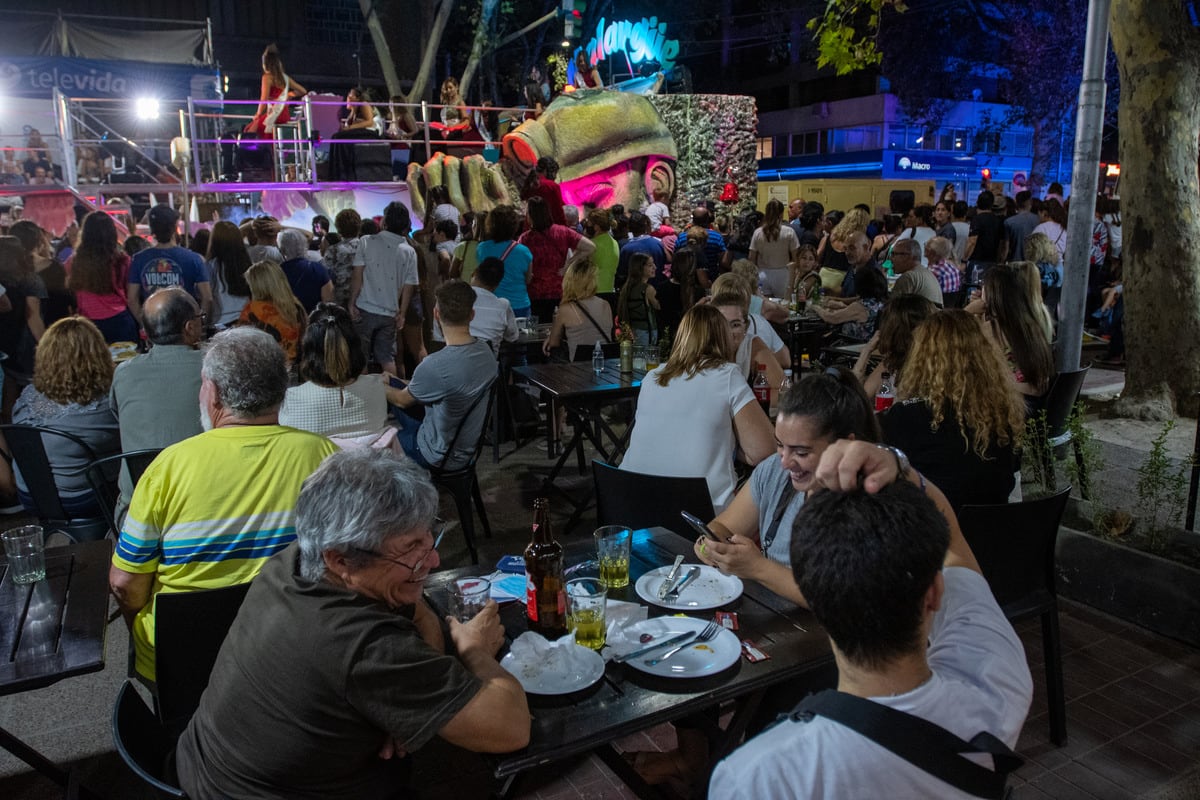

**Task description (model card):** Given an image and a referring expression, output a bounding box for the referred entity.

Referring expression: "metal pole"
[187,97,203,185]
[1187,392,1200,531]
[421,101,432,165]
[1057,0,1111,372]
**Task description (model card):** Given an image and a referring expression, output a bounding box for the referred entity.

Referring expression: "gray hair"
[144,287,199,345]
[278,228,308,260]
[893,238,921,257]
[926,236,952,261]
[202,327,288,417]
[295,449,439,582]
[563,204,580,227]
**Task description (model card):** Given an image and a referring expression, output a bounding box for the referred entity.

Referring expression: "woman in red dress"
[573,51,603,89]
[245,44,308,137]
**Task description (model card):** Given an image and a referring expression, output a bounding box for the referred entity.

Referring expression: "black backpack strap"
[793,689,1022,799]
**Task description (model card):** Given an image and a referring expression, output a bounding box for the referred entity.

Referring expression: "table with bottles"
[423,525,832,799]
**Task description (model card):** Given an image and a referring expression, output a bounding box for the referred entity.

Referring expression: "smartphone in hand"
[681,510,724,543]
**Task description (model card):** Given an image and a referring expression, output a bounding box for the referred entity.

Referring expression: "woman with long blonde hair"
[239,260,306,361]
[881,309,1025,512]
[543,259,613,360]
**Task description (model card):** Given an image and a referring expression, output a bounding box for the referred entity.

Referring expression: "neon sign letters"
[585,17,680,72]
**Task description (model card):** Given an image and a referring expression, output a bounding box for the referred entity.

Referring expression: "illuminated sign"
[585,17,680,71]
[897,156,932,172]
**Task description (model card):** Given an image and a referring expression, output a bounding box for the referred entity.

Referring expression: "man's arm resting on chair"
[109,565,154,628]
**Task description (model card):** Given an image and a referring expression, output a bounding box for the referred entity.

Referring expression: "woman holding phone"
[694,367,878,603]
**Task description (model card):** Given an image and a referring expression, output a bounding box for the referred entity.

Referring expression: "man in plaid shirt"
[926,237,962,295]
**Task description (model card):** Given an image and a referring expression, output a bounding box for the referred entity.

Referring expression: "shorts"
[355,310,397,367]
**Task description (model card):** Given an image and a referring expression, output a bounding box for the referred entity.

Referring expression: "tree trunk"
[459,0,500,99]
[406,0,457,104]
[1110,0,1200,417]
[359,0,405,99]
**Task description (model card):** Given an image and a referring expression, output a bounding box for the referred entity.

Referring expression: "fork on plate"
[644,621,721,667]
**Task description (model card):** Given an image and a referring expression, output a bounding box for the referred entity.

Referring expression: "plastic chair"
[959,488,1071,746]
[427,380,498,565]
[111,681,187,798]
[1030,367,1090,495]
[84,448,162,535]
[593,460,716,540]
[155,582,253,741]
[0,424,109,542]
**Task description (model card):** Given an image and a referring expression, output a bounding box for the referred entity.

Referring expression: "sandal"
[620,749,692,796]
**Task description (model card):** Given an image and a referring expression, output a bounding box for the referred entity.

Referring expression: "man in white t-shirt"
[350,202,420,377]
[431,256,518,351]
[710,441,1033,800]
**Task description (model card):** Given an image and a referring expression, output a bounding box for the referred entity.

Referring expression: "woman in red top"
[65,211,139,344]
[518,196,595,322]
[245,44,308,137]
[519,157,567,225]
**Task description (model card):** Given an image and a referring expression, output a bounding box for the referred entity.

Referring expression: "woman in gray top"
[13,316,119,515]
[695,367,878,605]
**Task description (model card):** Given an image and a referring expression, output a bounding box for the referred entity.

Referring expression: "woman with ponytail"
[279,303,398,450]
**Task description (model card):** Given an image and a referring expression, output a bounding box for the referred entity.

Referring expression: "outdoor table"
[511,359,647,529]
[0,538,112,790]
[424,526,832,799]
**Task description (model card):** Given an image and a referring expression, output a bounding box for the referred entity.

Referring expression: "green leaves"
[808,0,902,75]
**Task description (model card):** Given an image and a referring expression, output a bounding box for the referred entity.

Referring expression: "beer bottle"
[524,497,567,637]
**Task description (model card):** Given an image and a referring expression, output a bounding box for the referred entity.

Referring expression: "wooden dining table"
[0,537,112,790]
[423,526,834,799]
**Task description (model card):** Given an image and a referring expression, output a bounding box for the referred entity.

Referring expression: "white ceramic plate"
[501,644,606,695]
[620,616,742,678]
[635,564,744,610]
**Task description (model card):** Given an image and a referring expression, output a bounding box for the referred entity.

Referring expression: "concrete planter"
[1056,525,1200,647]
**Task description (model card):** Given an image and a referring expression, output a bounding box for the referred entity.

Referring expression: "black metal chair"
[959,488,1071,746]
[427,380,497,565]
[84,449,162,535]
[1029,367,1090,495]
[112,681,187,798]
[155,582,253,741]
[0,424,110,542]
[593,460,716,540]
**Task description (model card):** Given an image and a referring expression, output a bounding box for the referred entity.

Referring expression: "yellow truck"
[756,179,937,215]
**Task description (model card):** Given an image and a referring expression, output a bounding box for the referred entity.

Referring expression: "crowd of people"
[0,169,1087,797]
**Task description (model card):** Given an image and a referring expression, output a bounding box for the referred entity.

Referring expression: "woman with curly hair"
[852,293,937,397]
[239,261,306,361]
[881,309,1025,512]
[13,316,120,516]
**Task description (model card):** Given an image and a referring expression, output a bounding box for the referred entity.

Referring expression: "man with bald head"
[889,239,944,306]
[110,287,207,521]
[838,231,874,297]
[788,198,806,240]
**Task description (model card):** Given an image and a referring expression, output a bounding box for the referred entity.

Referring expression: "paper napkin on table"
[506,631,596,679]
[601,599,648,661]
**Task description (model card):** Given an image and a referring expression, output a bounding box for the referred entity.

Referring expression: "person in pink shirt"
[520,157,567,226]
[65,211,139,343]
[518,196,596,322]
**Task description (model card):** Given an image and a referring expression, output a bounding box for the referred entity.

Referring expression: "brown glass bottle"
[524,497,567,637]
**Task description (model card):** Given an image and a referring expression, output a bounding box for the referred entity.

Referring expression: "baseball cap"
[148,204,179,228]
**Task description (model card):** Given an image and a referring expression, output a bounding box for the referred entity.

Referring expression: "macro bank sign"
[888,151,978,179]
[0,57,218,100]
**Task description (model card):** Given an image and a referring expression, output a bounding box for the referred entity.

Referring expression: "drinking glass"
[566,578,607,650]
[594,525,632,589]
[645,347,661,369]
[2,525,46,585]
[633,346,647,370]
[448,577,491,622]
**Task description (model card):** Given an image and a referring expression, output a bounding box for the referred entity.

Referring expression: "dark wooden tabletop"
[512,359,647,401]
[424,527,832,779]
[0,538,112,696]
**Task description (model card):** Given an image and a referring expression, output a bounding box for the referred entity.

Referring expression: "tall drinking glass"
[2,525,46,585]
[448,577,491,622]
[566,578,607,650]
[594,525,632,589]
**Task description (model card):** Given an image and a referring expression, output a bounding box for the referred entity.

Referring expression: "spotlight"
[135,98,160,120]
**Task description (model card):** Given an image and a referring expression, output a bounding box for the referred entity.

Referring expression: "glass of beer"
[594,525,632,589]
[566,578,607,650]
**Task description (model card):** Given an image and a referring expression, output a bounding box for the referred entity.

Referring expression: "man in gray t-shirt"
[389,280,495,470]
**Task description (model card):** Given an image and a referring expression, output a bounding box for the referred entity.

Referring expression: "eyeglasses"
[353,519,446,574]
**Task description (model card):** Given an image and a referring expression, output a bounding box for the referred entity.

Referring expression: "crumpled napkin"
[505,630,596,685]
[601,599,649,662]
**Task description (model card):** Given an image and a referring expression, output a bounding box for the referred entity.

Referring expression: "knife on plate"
[665,566,700,601]
[657,555,685,599]
[611,631,696,663]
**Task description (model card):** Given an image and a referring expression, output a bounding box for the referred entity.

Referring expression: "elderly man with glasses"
[177,448,530,800]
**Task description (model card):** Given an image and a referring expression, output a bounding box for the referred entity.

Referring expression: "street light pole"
[1059,0,1112,371]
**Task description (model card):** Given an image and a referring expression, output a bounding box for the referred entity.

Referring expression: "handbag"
[788,689,1023,799]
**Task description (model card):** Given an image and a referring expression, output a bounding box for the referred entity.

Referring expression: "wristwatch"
[879,445,925,492]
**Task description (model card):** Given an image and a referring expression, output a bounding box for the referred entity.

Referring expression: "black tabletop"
[0,538,112,696]
[424,527,832,778]
[512,359,647,400]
